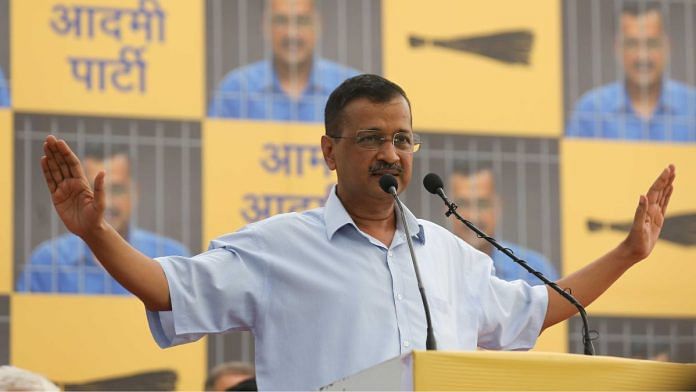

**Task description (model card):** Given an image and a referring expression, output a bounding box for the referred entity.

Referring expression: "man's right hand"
[41,135,172,310]
[41,135,107,239]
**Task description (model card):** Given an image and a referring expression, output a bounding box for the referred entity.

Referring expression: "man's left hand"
[620,164,675,263]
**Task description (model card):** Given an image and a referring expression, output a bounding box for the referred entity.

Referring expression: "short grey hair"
[0,366,60,391]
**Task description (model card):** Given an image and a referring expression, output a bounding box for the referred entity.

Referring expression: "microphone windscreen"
[423,173,444,194]
[379,174,398,194]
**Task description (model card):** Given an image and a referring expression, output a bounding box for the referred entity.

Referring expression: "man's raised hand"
[41,135,107,239]
[622,164,676,263]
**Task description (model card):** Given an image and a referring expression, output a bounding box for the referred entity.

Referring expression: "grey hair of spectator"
[0,366,60,391]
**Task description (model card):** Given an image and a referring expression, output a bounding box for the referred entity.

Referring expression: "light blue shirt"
[566,79,696,141]
[492,241,559,286]
[0,67,10,107]
[207,57,360,122]
[147,187,548,390]
[16,228,189,295]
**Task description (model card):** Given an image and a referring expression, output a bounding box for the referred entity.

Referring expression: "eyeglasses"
[622,37,664,52]
[271,14,315,28]
[331,130,422,153]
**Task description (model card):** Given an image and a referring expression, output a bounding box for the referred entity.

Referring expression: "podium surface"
[321,351,696,391]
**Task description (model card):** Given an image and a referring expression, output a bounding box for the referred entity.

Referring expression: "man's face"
[267,0,318,68]
[322,96,413,204]
[449,170,500,252]
[619,10,668,89]
[83,154,134,235]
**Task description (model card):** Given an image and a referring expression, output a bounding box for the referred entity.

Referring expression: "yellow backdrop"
[204,120,337,243]
[11,295,207,390]
[562,140,696,317]
[11,0,204,119]
[384,0,562,136]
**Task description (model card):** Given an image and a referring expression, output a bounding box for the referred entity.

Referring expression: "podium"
[321,351,696,391]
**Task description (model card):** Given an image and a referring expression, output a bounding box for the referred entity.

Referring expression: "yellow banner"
[204,120,336,244]
[11,0,203,119]
[384,0,562,136]
[11,295,206,390]
[0,110,11,293]
[562,140,696,316]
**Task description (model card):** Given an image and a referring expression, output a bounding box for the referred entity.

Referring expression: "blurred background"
[1,0,695,389]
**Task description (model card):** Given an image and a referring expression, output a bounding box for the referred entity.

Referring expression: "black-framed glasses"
[331,130,422,153]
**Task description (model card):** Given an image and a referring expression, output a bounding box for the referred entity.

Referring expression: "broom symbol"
[408,29,534,65]
[587,213,696,246]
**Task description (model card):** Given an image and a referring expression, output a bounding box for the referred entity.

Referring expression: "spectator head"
[204,362,254,391]
[0,366,60,391]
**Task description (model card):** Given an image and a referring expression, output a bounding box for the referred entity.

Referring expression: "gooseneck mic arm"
[379,174,437,351]
[422,173,595,355]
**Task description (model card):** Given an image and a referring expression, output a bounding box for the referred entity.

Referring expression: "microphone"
[379,174,437,351]
[423,173,596,355]
[379,173,399,196]
[423,172,446,198]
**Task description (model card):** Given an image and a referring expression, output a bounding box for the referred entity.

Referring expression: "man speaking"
[40,74,674,390]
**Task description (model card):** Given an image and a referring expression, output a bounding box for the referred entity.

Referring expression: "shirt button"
[388,251,393,257]
[403,340,410,347]
[397,293,403,300]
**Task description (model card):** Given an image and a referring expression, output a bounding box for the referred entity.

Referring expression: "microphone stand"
[432,188,595,355]
[387,186,437,351]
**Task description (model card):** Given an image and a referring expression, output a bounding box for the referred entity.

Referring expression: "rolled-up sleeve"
[146,227,267,348]
[476,268,549,350]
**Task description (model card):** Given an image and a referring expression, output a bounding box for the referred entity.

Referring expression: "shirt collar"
[395,200,426,245]
[263,56,328,95]
[618,78,676,114]
[323,185,425,244]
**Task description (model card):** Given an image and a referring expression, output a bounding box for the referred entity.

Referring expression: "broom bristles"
[409,35,427,48]
[586,219,605,232]
[587,213,696,246]
[409,30,534,65]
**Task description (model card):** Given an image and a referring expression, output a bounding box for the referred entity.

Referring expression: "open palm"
[623,164,675,262]
[41,135,107,238]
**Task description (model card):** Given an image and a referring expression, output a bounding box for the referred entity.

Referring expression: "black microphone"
[423,172,446,198]
[379,174,437,351]
[379,173,399,196]
[423,172,596,355]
